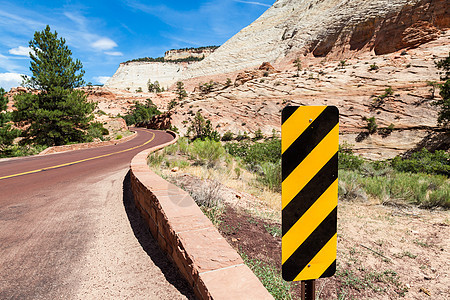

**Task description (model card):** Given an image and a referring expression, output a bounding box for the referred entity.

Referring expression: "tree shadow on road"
[122,171,196,299]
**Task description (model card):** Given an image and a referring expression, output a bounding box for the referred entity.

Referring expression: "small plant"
[147,80,162,93]
[116,134,123,140]
[339,60,347,68]
[293,57,302,77]
[369,63,379,71]
[263,71,269,77]
[167,99,177,110]
[253,128,264,141]
[264,224,281,237]
[379,123,395,137]
[239,250,292,300]
[221,131,234,141]
[234,167,241,179]
[199,80,215,94]
[225,78,232,86]
[338,142,364,171]
[135,87,143,93]
[235,131,249,141]
[364,116,378,134]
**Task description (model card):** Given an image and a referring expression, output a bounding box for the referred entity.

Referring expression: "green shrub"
[148,151,165,167]
[177,137,189,155]
[189,139,226,167]
[225,139,281,167]
[391,148,450,176]
[258,160,282,192]
[369,63,379,71]
[87,122,109,141]
[116,134,123,140]
[364,117,378,134]
[235,131,249,141]
[339,169,449,208]
[426,186,450,208]
[339,143,364,170]
[253,128,264,141]
[122,99,161,126]
[221,131,234,141]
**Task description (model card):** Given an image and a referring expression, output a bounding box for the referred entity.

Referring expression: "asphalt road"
[0,128,195,299]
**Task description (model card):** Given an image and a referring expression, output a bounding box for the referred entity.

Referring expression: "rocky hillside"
[106,0,449,90]
[99,0,449,159]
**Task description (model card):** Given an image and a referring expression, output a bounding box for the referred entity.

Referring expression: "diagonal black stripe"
[282,207,337,281]
[282,153,337,235]
[282,106,338,181]
[282,106,299,124]
[320,260,336,278]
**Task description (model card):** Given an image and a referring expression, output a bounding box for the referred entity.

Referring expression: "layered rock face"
[104,62,185,92]
[106,0,448,89]
[183,0,449,78]
[164,48,217,60]
[105,48,218,91]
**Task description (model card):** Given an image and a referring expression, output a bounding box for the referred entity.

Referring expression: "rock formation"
[106,0,449,90]
[99,0,449,159]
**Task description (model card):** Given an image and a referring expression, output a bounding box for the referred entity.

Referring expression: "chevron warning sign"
[282,106,339,282]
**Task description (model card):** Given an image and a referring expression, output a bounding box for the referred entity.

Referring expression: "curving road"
[0,128,195,299]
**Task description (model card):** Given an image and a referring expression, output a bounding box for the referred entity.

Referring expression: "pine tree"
[435,52,450,127]
[0,88,21,155]
[13,25,96,146]
[175,81,187,101]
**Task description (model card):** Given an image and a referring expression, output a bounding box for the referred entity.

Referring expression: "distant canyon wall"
[105,0,449,90]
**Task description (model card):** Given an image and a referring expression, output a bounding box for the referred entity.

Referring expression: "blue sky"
[0,0,274,91]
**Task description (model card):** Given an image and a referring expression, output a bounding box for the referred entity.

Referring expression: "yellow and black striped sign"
[282,106,338,282]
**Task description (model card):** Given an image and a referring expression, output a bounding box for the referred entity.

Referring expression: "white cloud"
[233,0,271,7]
[94,76,110,85]
[105,51,123,56]
[0,73,24,91]
[9,46,33,56]
[91,38,118,51]
[0,54,22,72]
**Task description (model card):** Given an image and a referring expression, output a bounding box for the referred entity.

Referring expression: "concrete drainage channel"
[130,131,273,299]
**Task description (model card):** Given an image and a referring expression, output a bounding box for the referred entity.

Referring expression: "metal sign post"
[301,280,316,300]
[281,106,339,299]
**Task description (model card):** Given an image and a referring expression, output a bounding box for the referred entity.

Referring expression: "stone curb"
[39,131,138,155]
[130,131,273,300]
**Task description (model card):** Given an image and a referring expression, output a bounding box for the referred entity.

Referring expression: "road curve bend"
[0,128,195,299]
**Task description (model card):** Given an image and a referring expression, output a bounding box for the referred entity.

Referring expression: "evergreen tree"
[175,81,187,100]
[187,111,220,141]
[435,52,450,127]
[0,88,21,155]
[13,25,96,146]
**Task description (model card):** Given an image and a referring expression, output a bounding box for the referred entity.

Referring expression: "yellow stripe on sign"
[293,234,337,281]
[281,106,325,153]
[0,132,155,180]
[282,124,339,209]
[282,179,338,264]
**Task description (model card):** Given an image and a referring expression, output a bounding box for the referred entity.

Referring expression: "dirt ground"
[166,170,449,300]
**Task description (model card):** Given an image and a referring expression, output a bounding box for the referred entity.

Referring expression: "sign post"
[281,106,339,299]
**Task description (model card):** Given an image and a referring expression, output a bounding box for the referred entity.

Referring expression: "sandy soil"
[161,164,449,299]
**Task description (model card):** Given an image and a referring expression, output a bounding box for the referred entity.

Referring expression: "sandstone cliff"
[181,0,448,79]
[106,0,448,89]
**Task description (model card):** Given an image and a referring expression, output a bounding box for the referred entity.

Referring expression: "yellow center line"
[0,131,155,180]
